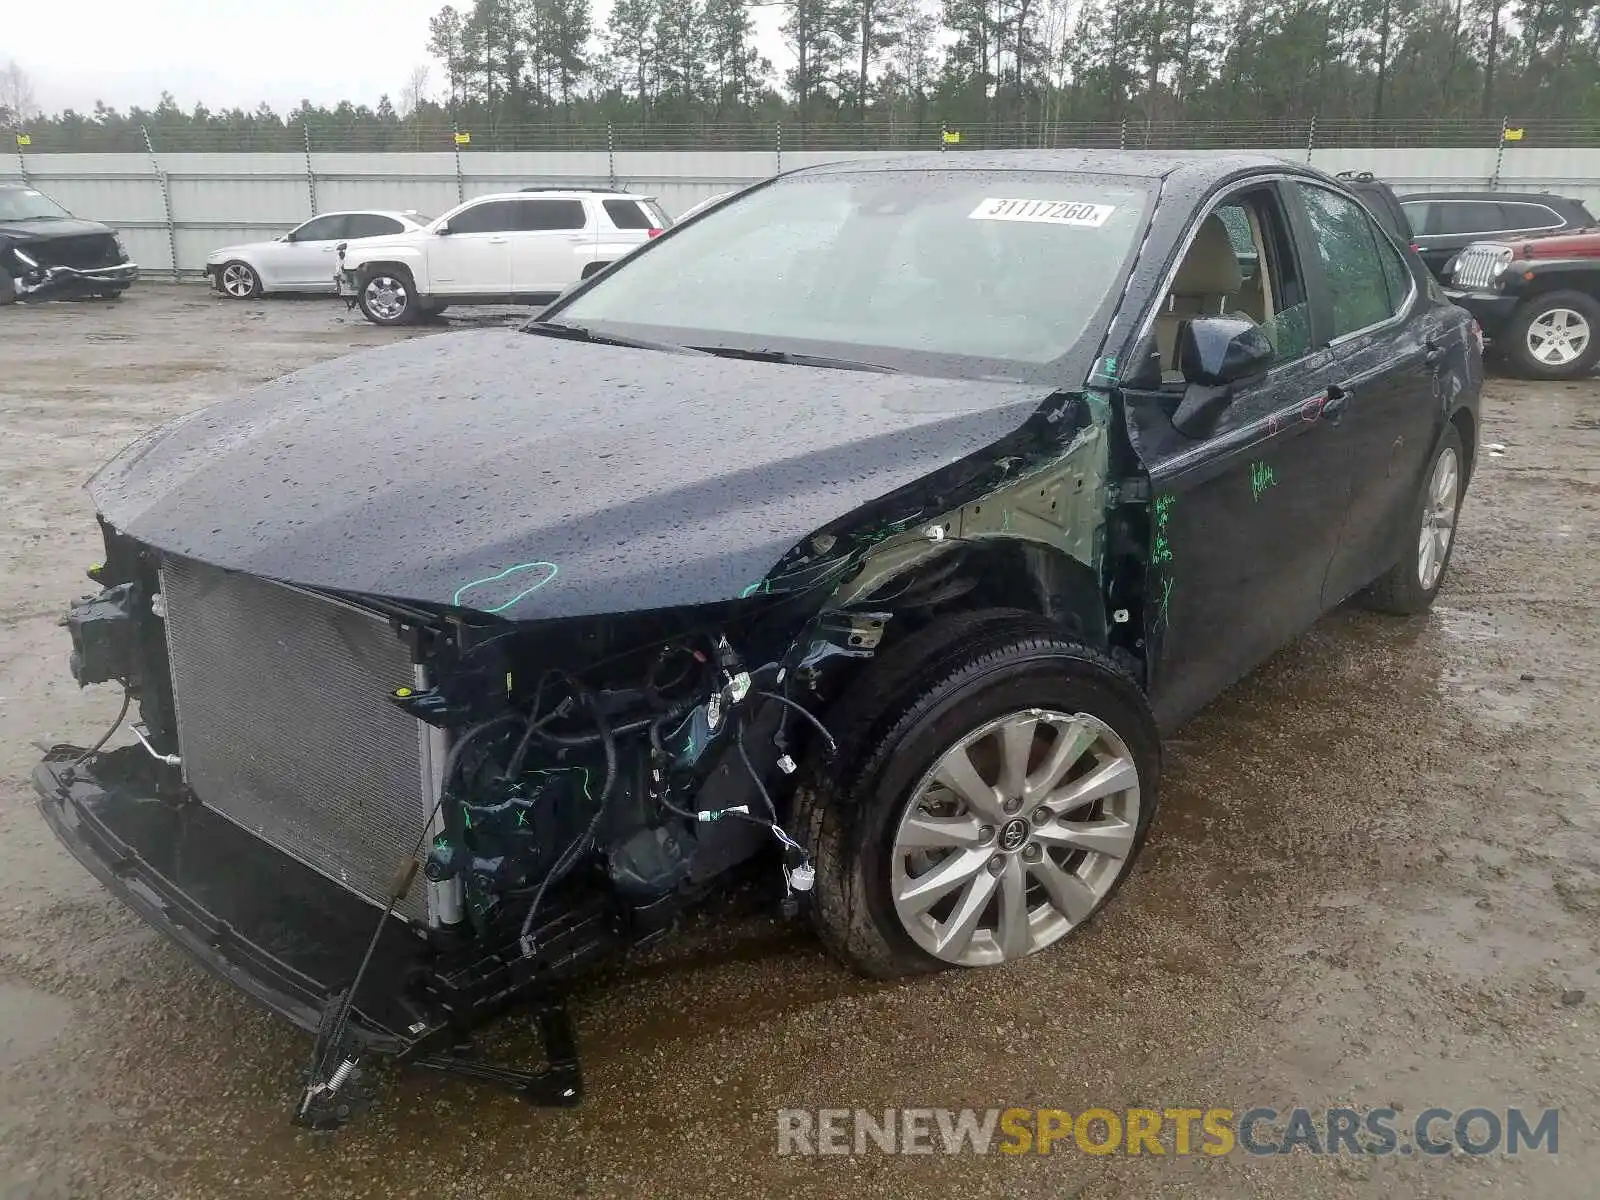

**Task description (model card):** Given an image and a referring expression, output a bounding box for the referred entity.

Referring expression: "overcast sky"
[6,0,789,115]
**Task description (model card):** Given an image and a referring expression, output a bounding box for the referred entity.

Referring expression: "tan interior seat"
[1155,214,1246,376]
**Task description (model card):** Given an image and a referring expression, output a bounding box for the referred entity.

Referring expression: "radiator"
[1451,246,1502,292]
[159,558,433,923]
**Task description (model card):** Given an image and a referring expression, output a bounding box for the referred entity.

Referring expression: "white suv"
[337,188,670,325]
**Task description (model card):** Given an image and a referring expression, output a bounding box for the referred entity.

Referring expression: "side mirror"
[1171,316,1273,438]
[436,220,451,235]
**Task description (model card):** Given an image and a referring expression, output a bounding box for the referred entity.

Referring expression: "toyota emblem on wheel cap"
[999,818,1030,852]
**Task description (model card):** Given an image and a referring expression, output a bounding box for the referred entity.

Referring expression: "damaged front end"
[5,236,138,300]
[36,326,1120,1128]
[39,514,931,1128]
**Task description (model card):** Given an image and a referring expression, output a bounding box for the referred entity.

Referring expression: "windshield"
[551,169,1153,379]
[0,187,73,222]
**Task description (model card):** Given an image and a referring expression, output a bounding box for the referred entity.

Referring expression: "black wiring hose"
[303,708,522,1102]
[72,685,132,768]
[754,690,836,756]
[518,691,619,956]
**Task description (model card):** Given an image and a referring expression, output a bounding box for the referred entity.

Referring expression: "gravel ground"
[0,287,1596,1199]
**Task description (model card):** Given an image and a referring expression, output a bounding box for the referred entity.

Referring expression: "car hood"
[88,330,1053,618]
[0,217,114,241]
[1509,226,1600,256]
[206,241,275,261]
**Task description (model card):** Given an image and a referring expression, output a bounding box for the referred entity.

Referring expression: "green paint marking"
[1103,356,1118,376]
[1250,461,1278,501]
[1152,534,1172,565]
[1158,575,1174,626]
[1002,509,1011,531]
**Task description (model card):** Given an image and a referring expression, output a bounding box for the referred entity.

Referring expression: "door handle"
[1423,340,1446,365]
[489,237,508,244]
[1322,384,1352,422]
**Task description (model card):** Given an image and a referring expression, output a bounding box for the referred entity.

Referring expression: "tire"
[217,260,262,300]
[0,265,15,306]
[793,609,1160,980]
[355,268,419,326]
[1361,423,1465,615]
[1502,289,1600,380]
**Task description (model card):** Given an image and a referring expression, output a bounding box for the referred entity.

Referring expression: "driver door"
[1121,181,1353,728]
[259,214,349,289]
[428,200,517,297]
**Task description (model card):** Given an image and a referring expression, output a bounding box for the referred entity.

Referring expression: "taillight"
[647,227,664,238]
[1410,243,1420,253]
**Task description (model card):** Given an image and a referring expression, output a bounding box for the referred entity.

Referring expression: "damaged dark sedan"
[35,152,1481,1127]
[0,183,138,302]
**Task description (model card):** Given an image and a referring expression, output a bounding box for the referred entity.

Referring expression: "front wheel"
[795,611,1160,979]
[217,260,261,299]
[1503,290,1600,380]
[356,270,418,326]
[1361,424,1465,615]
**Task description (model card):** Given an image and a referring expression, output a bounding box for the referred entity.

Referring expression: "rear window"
[603,199,655,230]
[520,199,587,231]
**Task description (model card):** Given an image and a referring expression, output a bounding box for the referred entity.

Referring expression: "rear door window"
[1296,183,1405,337]
[344,214,404,238]
[519,199,588,231]
[1433,202,1508,236]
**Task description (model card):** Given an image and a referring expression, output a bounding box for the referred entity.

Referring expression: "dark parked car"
[1335,171,1416,248]
[35,152,1481,1127]
[0,183,138,302]
[1446,224,1600,378]
[1400,190,1595,282]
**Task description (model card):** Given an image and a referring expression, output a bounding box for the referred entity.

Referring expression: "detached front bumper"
[14,260,139,299]
[32,745,418,1048]
[1443,288,1519,340]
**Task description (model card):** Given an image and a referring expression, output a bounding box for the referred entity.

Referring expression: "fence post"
[13,132,27,184]
[1305,114,1317,164]
[140,124,181,282]
[775,122,782,176]
[1118,118,1127,151]
[1490,116,1509,190]
[452,122,465,205]
[607,123,616,189]
[303,123,319,215]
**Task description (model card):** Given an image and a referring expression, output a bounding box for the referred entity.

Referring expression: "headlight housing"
[114,232,130,259]
[1489,246,1515,278]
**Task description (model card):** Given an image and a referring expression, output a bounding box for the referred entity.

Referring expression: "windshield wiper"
[687,345,899,374]
[523,320,705,356]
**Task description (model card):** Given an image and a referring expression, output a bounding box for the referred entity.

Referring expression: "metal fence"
[7,119,1599,278]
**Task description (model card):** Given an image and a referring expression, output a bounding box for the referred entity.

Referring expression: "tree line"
[5,0,1599,153]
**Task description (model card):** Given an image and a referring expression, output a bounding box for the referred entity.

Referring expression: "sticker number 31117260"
[968,198,1116,226]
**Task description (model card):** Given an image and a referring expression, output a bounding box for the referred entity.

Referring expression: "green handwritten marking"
[1158,576,1174,626]
[1103,356,1118,376]
[1250,461,1278,501]
[1151,493,1176,565]
[1002,509,1012,531]
[453,561,559,613]
[1152,534,1172,565]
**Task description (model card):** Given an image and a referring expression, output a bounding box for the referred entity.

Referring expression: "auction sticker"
[969,198,1115,226]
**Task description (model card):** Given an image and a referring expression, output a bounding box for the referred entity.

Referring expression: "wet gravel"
[1,287,1596,1198]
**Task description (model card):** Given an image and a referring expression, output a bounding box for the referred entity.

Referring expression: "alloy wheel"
[1526,307,1591,366]
[889,708,1141,967]
[220,263,257,298]
[363,276,408,321]
[1418,445,1459,591]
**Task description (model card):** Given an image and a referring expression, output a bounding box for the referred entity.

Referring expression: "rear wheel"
[794,611,1160,979]
[218,261,261,299]
[1362,424,1465,615]
[1504,290,1600,380]
[356,269,418,326]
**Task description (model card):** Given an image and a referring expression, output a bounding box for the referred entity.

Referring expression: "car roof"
[1397,190,1580,204]
[470,189,650,201]
[311,209,427,219]
[787,149,1292,184]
